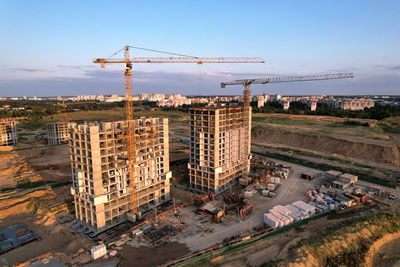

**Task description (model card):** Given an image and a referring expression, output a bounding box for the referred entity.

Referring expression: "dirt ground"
[175,157,316,253]
[0,204,94,266]
[252,113,379,124]
[0,142,71,189]
[372,237,400,267]
[119,242,189,267]
[198,206,381,267]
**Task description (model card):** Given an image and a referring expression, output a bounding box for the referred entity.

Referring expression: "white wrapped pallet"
[284,204,299,213]
[244,191,253,198]
[91,244,107,260]
[267,183,275,191]
[275,177,280,184]
[270,210,291,226]
[292,201,316,215]
[262,190,269,196]
[264,213,280,228]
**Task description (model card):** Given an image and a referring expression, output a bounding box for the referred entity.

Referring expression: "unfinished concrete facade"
[0,118,17,146]
[47,122,70,145]
[188,106,251,194]
[69,118,171,232]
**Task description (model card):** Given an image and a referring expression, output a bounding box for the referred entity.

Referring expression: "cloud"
[57,65,96,70]
[325,67,358,73]
[373,64,400,71]
[0,69,399,97]
[388,65,400,71]
[12,67,45,72]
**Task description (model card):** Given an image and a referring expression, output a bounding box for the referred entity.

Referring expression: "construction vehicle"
[221,73,354,107]
[301,174,314,181]
[94,45,264,220]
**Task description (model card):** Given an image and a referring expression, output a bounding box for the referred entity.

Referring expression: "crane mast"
[221,73,354,107]
[94,45,264,219]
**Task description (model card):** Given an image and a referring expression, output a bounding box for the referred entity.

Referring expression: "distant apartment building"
[308,100,317,111]
[188,105,251,194]
[47,122,70,145]
[102,94,124,103]
[282,101,290,110]
[0,118,17,146]
[257,96,264,108]
[69,118,171,232]
[340,99,375,110]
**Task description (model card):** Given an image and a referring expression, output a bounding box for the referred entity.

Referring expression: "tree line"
[252,101,400,120]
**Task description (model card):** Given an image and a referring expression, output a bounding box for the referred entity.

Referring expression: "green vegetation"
[252,101,400,120]
[15,180,52,189]
[289,212,400,266]
[252,115,388,140]
[251,149,397,188]
[343,120,370,127]
[43,108,187,123]
[380,116,400,134]
[0,100,155,121]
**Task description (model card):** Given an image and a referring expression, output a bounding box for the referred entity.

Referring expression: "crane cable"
[128,46,198,59]
[107,45,199,60]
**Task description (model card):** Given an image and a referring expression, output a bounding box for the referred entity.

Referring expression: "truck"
[301,174,314,181]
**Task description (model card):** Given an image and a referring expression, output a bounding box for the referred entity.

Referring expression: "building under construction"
[47,122,70,145]
[188,105,251,194]
[69,117,171,232]
[0,118,17,146]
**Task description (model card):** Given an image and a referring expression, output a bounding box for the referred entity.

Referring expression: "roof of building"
[341,173,358,179]
[326,170,342,176]
[0,224,38,254]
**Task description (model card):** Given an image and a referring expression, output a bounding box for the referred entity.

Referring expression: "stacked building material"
[91,244,107,260]
[270,177,281,184]
[291,201,316,215]
[264,205,293,228]
[339,173,358,184]
[305,190,315,201]
[267,183,275,191]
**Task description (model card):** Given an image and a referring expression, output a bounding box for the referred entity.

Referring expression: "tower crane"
[221,73,354,106]
[94,45,264,219]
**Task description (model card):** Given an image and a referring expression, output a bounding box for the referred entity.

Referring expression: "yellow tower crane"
[94,45,264,219]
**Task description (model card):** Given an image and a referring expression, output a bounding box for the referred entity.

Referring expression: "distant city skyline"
[1,1,399,96]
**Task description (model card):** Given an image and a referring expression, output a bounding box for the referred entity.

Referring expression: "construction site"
[47,122,69,145]
[69,117,171,233]
[0,46,399,267]
[188,105,251,195]
[0,118,17,146]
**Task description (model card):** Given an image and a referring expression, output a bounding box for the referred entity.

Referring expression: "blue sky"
[0,0,399,96]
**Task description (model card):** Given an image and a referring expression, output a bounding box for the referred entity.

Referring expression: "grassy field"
[252,114,390,140]
[43,108,188,123]
[380,116,400,133]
